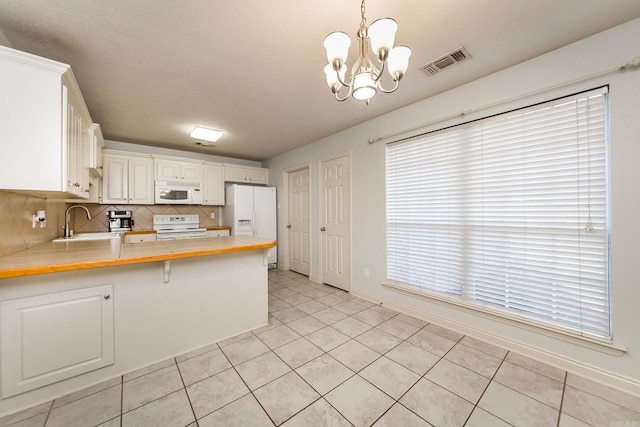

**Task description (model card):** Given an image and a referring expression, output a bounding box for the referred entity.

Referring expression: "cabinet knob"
[104,294,111,300]
[320,227,326,231]
[287,225,291,228]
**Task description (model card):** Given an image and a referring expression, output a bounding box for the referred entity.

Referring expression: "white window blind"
[386,87,610,340]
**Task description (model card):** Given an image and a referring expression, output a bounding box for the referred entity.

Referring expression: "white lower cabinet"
[0,284,114,397]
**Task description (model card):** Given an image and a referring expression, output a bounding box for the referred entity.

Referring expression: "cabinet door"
[65,89,79,196]
[155,159,180,181]
[180,163,202,183]
[224,166,248,183]
[88,123,105,177]
[87,175,101,204]
[65,86,91,198]
[101,155,128,204]
[78,117,91,196]
[246,169,268,185]
[0,285,114,397]
[202,164,224,205]
[129,157,154,204]
[224,165,269,184]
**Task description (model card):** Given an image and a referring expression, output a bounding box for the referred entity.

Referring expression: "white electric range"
[152,214,208,241]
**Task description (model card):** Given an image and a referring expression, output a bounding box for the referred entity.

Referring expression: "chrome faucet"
[63,205,92,238]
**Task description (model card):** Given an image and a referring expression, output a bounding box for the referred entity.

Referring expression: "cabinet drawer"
[125,233,157,243]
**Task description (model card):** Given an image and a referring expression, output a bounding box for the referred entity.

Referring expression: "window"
[386,87,610,341]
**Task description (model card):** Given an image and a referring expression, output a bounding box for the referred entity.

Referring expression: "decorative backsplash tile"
[0,190,221,258]
[72,204,221,233]
[0,191,67,257]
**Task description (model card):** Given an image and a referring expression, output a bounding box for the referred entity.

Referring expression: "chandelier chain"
[360,0,367,27]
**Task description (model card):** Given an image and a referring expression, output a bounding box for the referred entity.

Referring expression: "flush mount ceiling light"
[190,126,223,143]
[323,0,411,105]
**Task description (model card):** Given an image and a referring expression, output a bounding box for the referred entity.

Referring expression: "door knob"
[320,227,326,231]
[287,225,291,228]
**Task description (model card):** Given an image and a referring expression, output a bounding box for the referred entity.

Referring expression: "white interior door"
[320,154,350,291]
[288,167,310,276]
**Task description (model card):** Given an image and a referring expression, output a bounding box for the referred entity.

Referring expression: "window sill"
[383,281,627,357]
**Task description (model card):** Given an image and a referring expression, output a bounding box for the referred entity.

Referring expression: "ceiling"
[1,1,639,162]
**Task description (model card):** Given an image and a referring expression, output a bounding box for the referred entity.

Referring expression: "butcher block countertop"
[0,235,276,279]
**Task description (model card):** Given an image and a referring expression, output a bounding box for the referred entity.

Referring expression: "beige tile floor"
[2,270,639,427]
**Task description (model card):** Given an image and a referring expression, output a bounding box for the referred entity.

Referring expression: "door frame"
[318,151,352,290]
[281,163,311,273]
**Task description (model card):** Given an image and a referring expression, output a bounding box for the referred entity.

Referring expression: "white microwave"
[154,181,202,204]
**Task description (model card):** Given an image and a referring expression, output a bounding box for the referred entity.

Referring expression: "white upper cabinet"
[65,85,91,197]
[202,162,225,205]
[88,123,105,177]
[154,156,203,183]
[101,150,154,205]
[0,46,94,198]
[223,163,269,185]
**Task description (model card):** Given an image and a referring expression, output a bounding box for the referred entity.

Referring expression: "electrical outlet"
[210,212,215,219]
[364,268,370,277]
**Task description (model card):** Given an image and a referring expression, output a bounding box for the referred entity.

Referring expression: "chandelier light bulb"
[324,63,346,92]
[324,31,351,64]
[352,72,377,101]
[387,46,412,80]
[368,18,398,60]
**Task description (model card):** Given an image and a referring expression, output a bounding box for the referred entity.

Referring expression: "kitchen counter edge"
[0,237,277,279]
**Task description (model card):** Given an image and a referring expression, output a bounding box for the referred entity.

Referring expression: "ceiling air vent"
[421,46,472,76]
[194,141,216,148]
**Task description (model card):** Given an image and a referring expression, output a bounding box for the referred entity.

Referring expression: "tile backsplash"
[0,190,221,258]
[72,204,221,233]
[0,191,67,257]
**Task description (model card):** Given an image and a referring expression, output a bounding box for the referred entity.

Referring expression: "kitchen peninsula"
[0,235,276,416]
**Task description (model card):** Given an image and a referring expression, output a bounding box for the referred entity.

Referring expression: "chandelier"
[323,0,411,104]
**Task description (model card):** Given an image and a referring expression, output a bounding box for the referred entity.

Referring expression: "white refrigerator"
[223,184,277,266]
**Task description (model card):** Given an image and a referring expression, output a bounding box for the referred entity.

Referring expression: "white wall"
[0,26,10,48]
[264,18,640,394]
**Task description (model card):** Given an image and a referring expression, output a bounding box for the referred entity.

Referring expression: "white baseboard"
[351,288,640,399]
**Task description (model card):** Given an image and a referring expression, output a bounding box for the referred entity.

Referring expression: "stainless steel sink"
[53,232,122,242]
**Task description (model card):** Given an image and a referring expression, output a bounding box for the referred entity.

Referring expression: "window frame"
[385,86,612,344]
